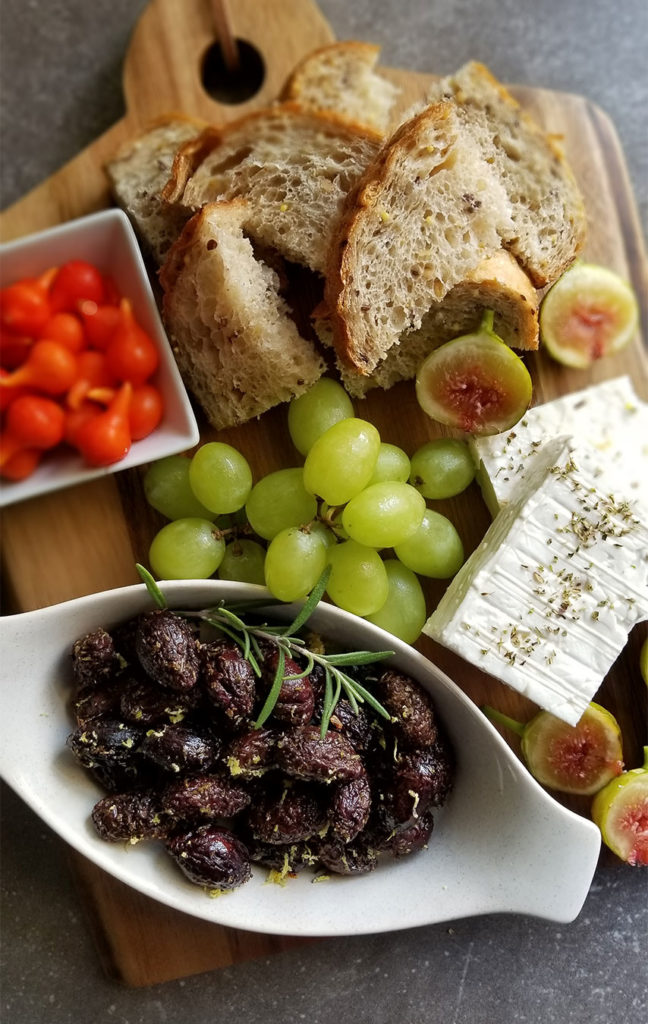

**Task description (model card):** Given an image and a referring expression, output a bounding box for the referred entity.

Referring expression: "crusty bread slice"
[162,103,383,274]
[159,201,326,430]
[316,251,539,397]
[423,62,586,286]
[326,101,514,374]
[282,41,400,134]
[105,115,206,265]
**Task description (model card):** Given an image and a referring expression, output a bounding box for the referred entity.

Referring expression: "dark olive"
[135,610,200,692]
[167,826,251,889]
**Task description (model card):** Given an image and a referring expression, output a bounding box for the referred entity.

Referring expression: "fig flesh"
[483,702,624,796]
[539,262,638,368]
[415,311,532,435]
[591,748,648,866]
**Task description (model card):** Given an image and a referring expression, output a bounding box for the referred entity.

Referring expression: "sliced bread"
[105,115,206,265]
[423,62,586,286]
[316,250,539,397]
[326,101,515,374]
[162,103,383,274]
[159,200,326,431]
[282,41,400,134]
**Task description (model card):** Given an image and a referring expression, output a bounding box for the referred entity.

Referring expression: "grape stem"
[480,309,496,335]
[481,704,526,738]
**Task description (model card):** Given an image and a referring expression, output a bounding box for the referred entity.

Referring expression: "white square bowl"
[0,209,199,505]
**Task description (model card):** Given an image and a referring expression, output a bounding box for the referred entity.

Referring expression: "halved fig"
[540,262,639,368]
[483,702,624,796]
[415,311,532,435]
[591,748,648,866]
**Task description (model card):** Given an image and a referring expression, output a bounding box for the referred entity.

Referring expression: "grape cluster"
[143,379,474,644]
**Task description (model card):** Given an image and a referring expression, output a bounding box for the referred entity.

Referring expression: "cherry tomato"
[102,275,121,306]
[105,300,159,386]
[64,400,101,448]
[0,327,32,369]
[0,447,42,481]
[78,300,123,350]
[0,369,28,412]
[0,339,78,395]
[0,278,51,335]
[49,260,105,313]
[129,383,164,440]
[0,394,65,467]
[39,312,85,353]
[74,381,132,467]
[65,350,115,410]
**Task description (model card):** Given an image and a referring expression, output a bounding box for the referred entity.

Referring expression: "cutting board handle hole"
[201,39,265,104]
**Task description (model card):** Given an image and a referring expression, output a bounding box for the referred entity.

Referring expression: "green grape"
[143,455,215,521]
[341,481,425,548]
[264,526,328,602]
[245,467,317,540]
[218,539,266,585]
[325,539,389,616]
[188,442,253,514]
[368,442,411,484]
[409,439,476,499]
[308,520,338,549]
[303,418,380,505]
[394,509,464,578]
[365,560,427,644]
[288,377,354,455]
[149,518,225,579]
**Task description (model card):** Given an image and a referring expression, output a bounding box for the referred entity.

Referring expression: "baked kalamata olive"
[261,650,315,726]
[382,809,435,858]
[329,770,372,844]
[71,683,121,729]
[248,782,326,844]
[277,725,364,784]
[248,839,318,873]
[326,699,373,754]
[119,675,198,727]
[72,628,121,689]
[376,669,438,750]
[135,610,199,692]
[91,790,169,841]
[167,826,251,890]
[140,723,218,774]
[67,719,143,769]
[389,741,454,822]
[161,774,251,823]
[224,727,277,779]
[316,834,378,875]
[200,641,255,727]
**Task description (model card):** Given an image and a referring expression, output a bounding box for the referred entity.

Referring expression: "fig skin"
[591,748,648,866]
[483,702,624,796]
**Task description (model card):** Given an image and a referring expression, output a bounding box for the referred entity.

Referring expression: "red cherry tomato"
[78,300,123,350]
[64,400,101,448]
[129,383,164,440]
[49,260,105,313]
[73,381,132,466]
[65,350,115,410]
[0,447,42,481]
[0,394,65,467]
[0,327,32,369]
[0,339,78,395]
[0,278,51,335]
[105,299,159,386]
[39,312,85,353]
[102,275,121,306]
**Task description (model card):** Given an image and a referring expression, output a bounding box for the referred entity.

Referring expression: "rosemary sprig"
[136,565,393,735]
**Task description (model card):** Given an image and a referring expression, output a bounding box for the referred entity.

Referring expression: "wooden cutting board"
[1,0,647,988]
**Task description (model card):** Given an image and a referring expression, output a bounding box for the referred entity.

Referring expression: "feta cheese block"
[424,436,648,724]
[469,376,648,517]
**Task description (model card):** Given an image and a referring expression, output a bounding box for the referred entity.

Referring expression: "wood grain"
[1,0,647,988]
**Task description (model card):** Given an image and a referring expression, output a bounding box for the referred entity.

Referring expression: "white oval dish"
[0,210,199,506]
[0,580,601,935]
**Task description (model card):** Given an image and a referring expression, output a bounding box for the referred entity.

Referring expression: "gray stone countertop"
[1,1,647,1022]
